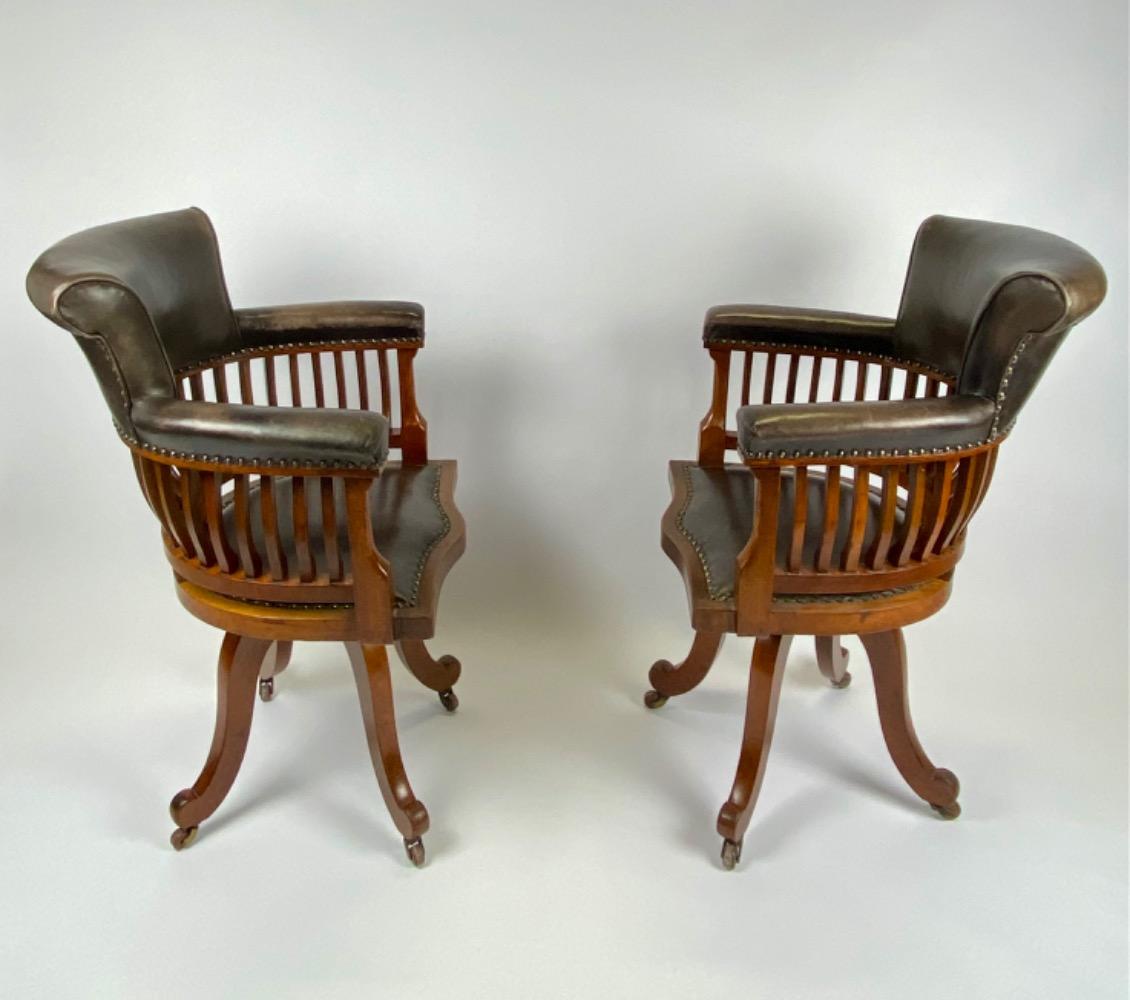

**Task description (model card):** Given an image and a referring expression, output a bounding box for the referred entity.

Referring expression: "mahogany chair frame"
[133,338,465,863]
[650,337,1006,869]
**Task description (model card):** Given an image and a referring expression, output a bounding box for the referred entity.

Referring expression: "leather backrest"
[26,208,239,433]
[894,215,1106,433]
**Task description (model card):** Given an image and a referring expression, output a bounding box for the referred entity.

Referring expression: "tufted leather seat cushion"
[223,463,450,606]
[676,463,902,601]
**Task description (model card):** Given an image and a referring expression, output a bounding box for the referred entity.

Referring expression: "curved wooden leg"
[644,631,725,708]
[258,641,293,702]
[716,634,792,869]
[346,642,431,866]
[860,629,960,819]
[394,639,462,712]
[169,632,273,849]
[815,635,852,688]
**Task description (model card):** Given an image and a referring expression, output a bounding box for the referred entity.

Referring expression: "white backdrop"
[1,3,1126,999]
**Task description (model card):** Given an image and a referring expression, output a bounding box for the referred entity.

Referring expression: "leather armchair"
[645,215,1106,869]
[27,208,466,866]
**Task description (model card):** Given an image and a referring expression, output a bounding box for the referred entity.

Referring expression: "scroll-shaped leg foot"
[169,632,273,848]
[860,629,960,818]
[645,631,725,708]
[258,641,293,702]
[346,642,431,862]
[716,635,793,868]
[395,639,462,712]
[815,636,851,688]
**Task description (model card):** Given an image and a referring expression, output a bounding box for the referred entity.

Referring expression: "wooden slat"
[153,464,192,555]
[784,354,800,403]
[786,466,808,572]
[333,350,348,407]
[832,358,845,401]
[180,469,216,564]
[231,475,262,578]
[321,477,344,581]
[865,465,901,569]
[854,362,869,401]
[807,356,823,403]
[762,352,777,404]
[202,471,237,572]
[878,364,893,401]
[356,350,370,409]
[840,469,871,571]
[936,455,977,552]
[132,454,158,515]
[238,359,254,404]
[189,373,206,401]
[312,352,326,408]
[892,465,926,566]
[913,459,957,559]
[903,372,920,399]
[289,354,303,406]
[291,477,316,582]
[212,366,229,403]
[377,349,391,418]
[925,377,941,398]
[740,351,753,406]
[265,356,278,406]
[814,466,841,572]
[259,476,288,580]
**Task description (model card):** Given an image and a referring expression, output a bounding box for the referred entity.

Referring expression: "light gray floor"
[1,544,1124,999]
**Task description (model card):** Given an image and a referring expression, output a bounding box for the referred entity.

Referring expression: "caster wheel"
[259,677,275,702]
[831,671,852,689]
[438,689,459,713]
[170,826,199,851]
[720,838,742,870]
[644,690,668,710]
[404,837,426,868]
[931,801,961,820]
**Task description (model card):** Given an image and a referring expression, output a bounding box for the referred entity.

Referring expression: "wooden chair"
[27,208,465,865]
[645,215,1106,869]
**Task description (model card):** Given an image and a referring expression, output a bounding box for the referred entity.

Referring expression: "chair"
[27,208,466,865]
[645,215,1105,869]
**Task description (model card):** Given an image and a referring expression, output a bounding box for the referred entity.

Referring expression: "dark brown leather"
[704,305,897,355]
[132,397,389,468]
[26,209,423,461]
[680,464,898,600]
[736,396,996,458]
[236,301,423,349]
[26,208,238,431]
[222,464,450,606]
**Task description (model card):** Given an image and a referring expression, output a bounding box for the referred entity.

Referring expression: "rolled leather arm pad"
[736,395,997,459]
[131,396,390,468]
[704,304,897,355]
[235,300,424,347]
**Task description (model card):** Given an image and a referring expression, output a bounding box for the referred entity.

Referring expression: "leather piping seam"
[676,463,730,601]
[177,337,423,375]
[402,464,451,607]
[989,333,1034,438]
[737,433,1004,462]
[702,339,954,382]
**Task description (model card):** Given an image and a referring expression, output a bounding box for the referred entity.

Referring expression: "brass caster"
[831,672,852,689]
[931,801,961,820]
[404,837,426,868]
[720,837,742,870]
[644,690,668,710]
[438,689,459,713]
[170,826,199,851]
[258,677,276,702]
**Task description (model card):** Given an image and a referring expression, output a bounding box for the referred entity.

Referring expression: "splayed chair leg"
[860,628,960,819]
[169,632,273,849]
[644,631,725,708]
[815,635,851,688]
[716,634,793,869]
[346,642,431,866]
[394,638,462,712]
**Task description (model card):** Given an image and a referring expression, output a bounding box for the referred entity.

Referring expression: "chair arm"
[130,396,389,470]
[736,395,996,460]
[235,301,424,348]
[705,304,897,355]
